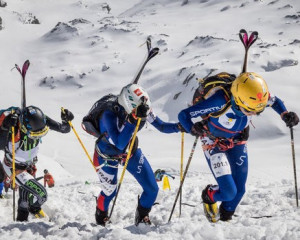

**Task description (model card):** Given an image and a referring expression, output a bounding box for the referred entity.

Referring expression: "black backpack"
[192,72,236,118]
[82,94,121,133]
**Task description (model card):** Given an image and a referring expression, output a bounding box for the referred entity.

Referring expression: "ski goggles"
[21,124,49,140]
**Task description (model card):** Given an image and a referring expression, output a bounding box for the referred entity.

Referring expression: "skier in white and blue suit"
[82,83,184,226]
[178,72,299,222]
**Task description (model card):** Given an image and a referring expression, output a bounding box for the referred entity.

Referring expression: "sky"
[0,0,300,239]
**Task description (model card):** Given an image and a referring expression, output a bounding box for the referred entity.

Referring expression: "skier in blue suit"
[82,83,184,226]
[178,72,299,222]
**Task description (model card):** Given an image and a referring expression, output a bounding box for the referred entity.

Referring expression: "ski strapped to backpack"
[132,36,159,84]
[14,60,30,110]
[239,29,258,73]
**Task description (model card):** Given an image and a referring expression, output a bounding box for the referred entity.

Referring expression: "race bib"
[17,171,34,185]
[97,169,117,196]
[210,153,231,178]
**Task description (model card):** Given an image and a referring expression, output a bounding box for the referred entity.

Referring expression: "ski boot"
[219,205,234,222]
[95,208,109,227]
[202,184,219,223]
[17,208,29,222]
[34,209,47,218]
[135,200,151,226]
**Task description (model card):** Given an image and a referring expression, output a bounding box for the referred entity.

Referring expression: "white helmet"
[118,84,151,114]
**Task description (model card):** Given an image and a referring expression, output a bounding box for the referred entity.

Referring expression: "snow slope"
[0,0,300,239]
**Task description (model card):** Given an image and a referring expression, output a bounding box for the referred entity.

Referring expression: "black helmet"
[44,169,48,174]
[21,106,49,139]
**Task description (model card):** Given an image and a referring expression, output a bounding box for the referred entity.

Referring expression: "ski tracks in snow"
[1,173,300,239]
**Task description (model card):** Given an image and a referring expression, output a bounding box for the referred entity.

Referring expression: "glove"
[235,126,250,142]
[282,112,299,128]
[1,113,19,130]
[191,121,207,137]
[128,103,149,124]
[135,102,149,118]
[61,109,74,122]
[177,123,188,133]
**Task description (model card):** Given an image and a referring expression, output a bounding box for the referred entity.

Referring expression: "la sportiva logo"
[190,104,226,117]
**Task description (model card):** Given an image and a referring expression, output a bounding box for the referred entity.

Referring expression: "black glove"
[135,103,149,118]
[1,113,19,130]
[177,123,188,133]
[191,121,207,137]
[235,126,250,142]
[61,109,74,122]
[128,103,149,124]
[282,112,299,128]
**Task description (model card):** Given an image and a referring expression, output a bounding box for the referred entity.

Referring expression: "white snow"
[0,0,300,239]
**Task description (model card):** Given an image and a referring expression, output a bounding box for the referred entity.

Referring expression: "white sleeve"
[147,109,156,123]
[267,93,276,107]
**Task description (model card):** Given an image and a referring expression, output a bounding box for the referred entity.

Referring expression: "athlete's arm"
[147,110,180,133]
[100,110,136,150]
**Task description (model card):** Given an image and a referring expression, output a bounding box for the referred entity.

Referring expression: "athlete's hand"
[191,121,207,137]
[61,109,74,122]
[128,99,149,124]
[282,112,299,128]
[1,113,19,130]
[177,123,188,133]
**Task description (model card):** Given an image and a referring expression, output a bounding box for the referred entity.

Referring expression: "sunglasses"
[240,106,264,116]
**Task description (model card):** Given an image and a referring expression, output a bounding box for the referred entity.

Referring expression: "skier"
[43,169,55,188]
[82,83,184,226]
[0,105,74,221]
[178,72,299,222]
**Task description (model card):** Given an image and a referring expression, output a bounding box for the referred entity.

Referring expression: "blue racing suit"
[178,90,287,212]
[93,106,180,212]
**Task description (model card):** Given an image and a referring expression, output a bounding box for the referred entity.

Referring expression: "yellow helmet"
[231,72,269,112]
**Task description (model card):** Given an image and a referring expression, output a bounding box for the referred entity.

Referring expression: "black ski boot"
[202,184,219,223]
[17,208,29,222]
[135,200,151,226]
[95,208,109,227]
[219,205,234,222]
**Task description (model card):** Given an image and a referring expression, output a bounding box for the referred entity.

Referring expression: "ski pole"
[290,127,299,207]
[179,132,184,217]
[168,137,198,222]
[61,107,96,171]
[11,125,16,221]
[109,118,141,219]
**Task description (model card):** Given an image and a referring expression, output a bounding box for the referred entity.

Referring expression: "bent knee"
[221,185,237,201]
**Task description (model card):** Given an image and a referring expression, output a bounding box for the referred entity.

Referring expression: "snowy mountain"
[0,0,300,239]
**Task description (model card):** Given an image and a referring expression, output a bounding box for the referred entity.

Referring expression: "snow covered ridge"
[0,0,300,239]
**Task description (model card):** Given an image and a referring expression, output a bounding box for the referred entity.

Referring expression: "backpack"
[82,94,120,133]
[192,72,236,118]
